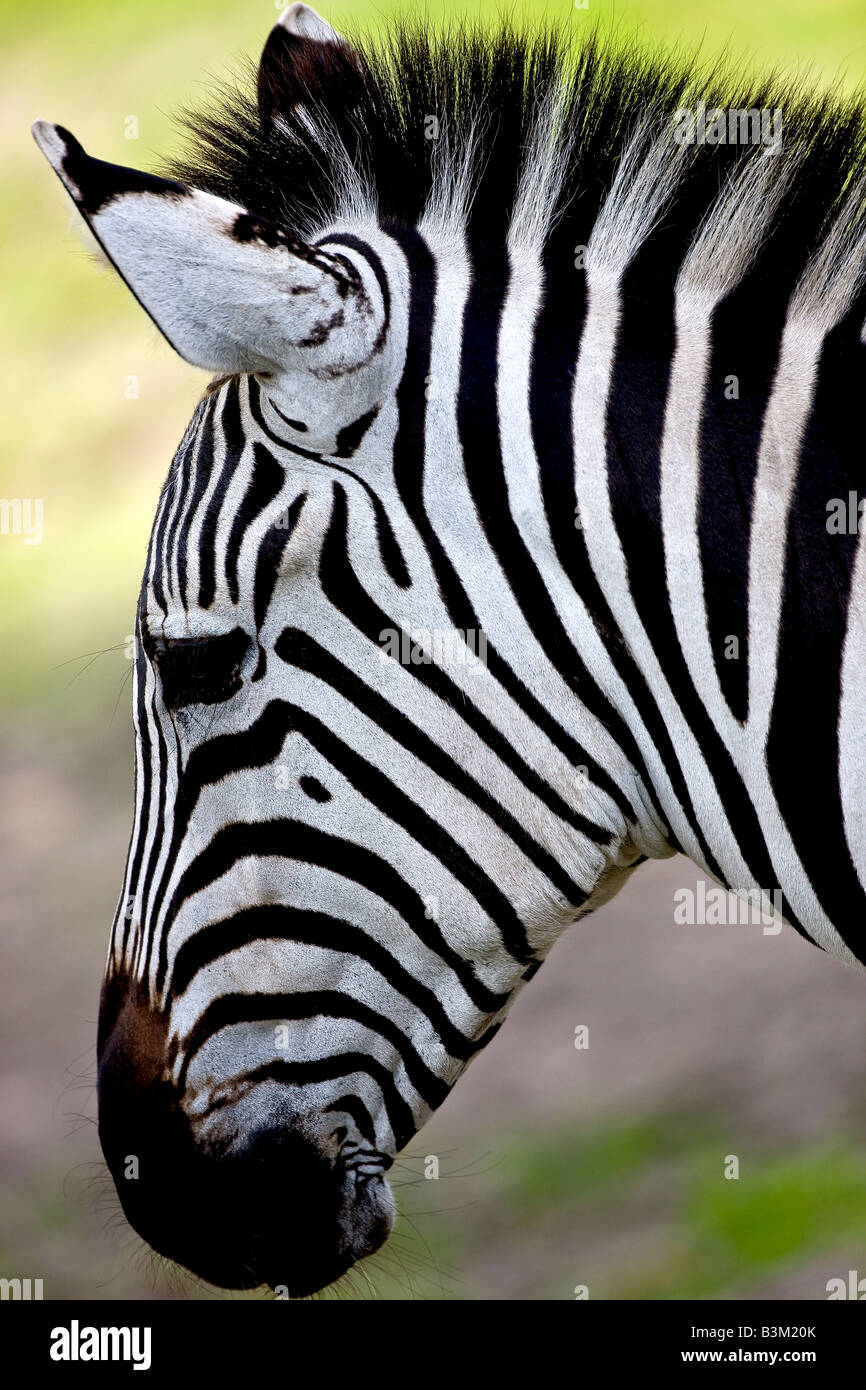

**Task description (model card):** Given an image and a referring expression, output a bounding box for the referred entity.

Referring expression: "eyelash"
[149,628,251,712]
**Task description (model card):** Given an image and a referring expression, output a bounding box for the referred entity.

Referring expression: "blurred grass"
[357,1110,866,1300]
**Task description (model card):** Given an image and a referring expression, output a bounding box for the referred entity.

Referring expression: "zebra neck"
[532,245,865,965]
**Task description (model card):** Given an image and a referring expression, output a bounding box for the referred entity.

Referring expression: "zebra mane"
[167,20,866,315]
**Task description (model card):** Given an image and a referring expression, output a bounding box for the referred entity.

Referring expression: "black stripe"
[136,692,177,985]
[317,234,392,337]
[110,595,155,982]
[696,284,785,722]
[322,1094,376,1144]
[198,383,246,609]
[606,263,801,927]
[458,241,640,822]
[177,990,450,1108]
[387,225,635,817]
[158,422,196,610]
[162,815,506,1013]
[275,625,593,903]
[334,405,379,458]
[169,905,486,1060]
[277,701,534,963]
[247,379,411,588]
[766,310,866,955]
[224,442,284,604]
[175,396,217,608]
[253,492,307,637]
[245,1055,416,1149]
[533,245,712,873]
[319,482,612,843]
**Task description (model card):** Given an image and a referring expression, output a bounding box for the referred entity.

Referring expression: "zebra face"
[33,5,657,1296]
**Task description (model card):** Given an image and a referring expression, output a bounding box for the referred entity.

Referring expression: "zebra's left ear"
[273,3,343,45]
[258,4,364,123]
[31,121,385,377]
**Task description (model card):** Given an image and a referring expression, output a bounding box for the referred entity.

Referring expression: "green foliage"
[340,1112,866,1300]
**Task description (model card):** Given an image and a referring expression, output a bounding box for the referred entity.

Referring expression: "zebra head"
[33,5,674,1296]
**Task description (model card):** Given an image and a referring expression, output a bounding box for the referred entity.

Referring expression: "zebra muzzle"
[97,987,395,1296]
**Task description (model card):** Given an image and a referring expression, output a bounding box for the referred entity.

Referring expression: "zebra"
[33,3,866,1297]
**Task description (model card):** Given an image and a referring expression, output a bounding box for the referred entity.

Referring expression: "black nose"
[97,988,392,1297]
[157,1130,353,1295]
[102,1097,391,1296]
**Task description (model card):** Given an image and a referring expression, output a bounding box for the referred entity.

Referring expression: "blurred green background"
[3,0,866,1300]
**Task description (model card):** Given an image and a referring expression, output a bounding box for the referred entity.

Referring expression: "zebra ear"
[31,121,383,376]
[258,4,363,123]
[276,3,342,43]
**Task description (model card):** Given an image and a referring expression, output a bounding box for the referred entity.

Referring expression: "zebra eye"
[150,627,251,711]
